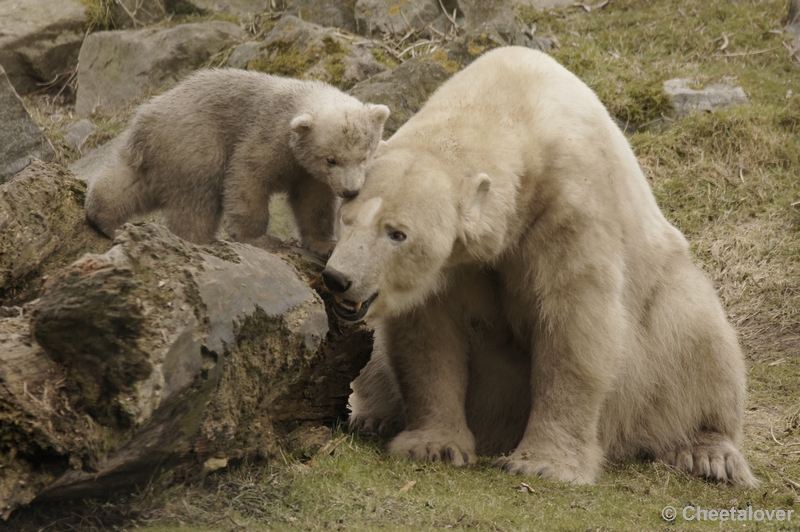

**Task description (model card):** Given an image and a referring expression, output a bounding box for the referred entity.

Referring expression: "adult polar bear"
[323,46,756,486]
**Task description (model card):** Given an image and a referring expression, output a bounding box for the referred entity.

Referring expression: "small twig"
[398,480,417,494]
[790,199,800,207]
[771,426,784,446]
[781,450,800,455]
[314,434,349,457]
[786,478,800,489]
[438,0,458,28]
[398,39,440,58]
[399,9,415,35]
[722,46,778,57]
[718,33,729,51]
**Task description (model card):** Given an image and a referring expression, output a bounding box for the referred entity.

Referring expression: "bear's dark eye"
[389,230,407,242]
[326,157,338,166]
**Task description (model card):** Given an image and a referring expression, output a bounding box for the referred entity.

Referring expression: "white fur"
[330,47,756,486]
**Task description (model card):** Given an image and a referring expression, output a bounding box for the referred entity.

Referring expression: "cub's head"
[322,147,504,323]
[289,101,390,198]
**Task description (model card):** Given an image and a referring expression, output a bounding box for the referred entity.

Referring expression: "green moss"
[370,48,398,69]
[424,49,460,74]
[248,37,353,89]
[248,41,315,77]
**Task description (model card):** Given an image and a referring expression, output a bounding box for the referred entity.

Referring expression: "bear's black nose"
[322,267,351,293]
[342,189,360,199]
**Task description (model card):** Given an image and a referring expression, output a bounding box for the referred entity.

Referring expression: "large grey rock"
[65,119,97,153]
[663,78,749,117]
[283,0,358,33]
[511,0,574,7]
[349,53,453,136]
[75,21,243,115]
[188,0,268,16]
[355,0,461,38]
[240,16,388,90]
[0,0,85,95]
[347,11,549,137]
[0,66,54,182]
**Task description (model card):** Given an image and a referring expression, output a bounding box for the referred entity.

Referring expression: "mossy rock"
[246,16,387,90]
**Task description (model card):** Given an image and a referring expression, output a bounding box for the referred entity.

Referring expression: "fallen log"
[1,185,372,518]
[0,160,109,306]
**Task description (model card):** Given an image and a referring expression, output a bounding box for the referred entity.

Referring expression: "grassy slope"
[12,0,800,530]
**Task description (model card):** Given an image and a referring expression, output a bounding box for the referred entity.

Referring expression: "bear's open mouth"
[331,292,378,322]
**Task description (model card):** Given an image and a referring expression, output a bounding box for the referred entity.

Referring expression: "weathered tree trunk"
[0,160,109,305]
[0,167,372,519]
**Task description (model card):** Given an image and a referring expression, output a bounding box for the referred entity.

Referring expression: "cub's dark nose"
[322,267,351,293]
[342,189,360,199]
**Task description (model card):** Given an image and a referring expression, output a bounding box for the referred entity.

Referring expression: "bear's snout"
[322,267,352,293]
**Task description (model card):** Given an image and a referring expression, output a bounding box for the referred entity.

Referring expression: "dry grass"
[10,0,800,530]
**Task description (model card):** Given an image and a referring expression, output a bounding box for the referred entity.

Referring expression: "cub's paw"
[388,429,477,467]
[657,433,758,487]
[492,453,595,484]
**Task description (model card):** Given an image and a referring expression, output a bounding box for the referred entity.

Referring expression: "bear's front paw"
[349,412,403,439]
[388,429,477,467]
[492,453,594,484]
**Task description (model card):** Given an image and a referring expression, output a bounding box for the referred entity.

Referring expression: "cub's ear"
[376,140,389,154]
[458,173,492,243]
[290,113,314,133]
[369,104,391,126]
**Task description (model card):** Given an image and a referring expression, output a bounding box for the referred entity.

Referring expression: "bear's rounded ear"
[291,113,314,134]
[369,104,391,126]
[376,140,389,154]
[458,173,492,242]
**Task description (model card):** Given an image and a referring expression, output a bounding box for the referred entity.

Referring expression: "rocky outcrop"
[355,0,461,38]
[663,78,749,117]
[189,0,270,16]
[0,68,54,182]
[0,0,85,95]
[233,16,388,90]
[75,21,243,115]
[283,0,359,34]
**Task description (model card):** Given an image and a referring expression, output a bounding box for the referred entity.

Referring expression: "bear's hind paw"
[656,434,758,487]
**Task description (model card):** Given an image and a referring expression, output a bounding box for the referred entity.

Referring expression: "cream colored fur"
[328,47,756,486]
[84,68,389,254]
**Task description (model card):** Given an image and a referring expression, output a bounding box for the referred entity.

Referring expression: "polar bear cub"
[84,69,390,255]
[323,46,757,486]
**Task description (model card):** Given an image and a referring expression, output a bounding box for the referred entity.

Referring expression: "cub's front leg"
[288,173,338,257]
[381,302,477,467]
